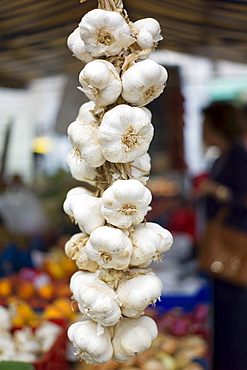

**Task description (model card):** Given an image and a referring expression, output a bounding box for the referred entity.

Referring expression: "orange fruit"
[0,277,12,297]
[42,305,65,320]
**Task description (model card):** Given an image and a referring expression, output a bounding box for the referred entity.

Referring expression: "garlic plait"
[116,271,163,317]
[79,9,135,57]
[101,179,152,229]
[85,225,133,270]
[98,104,154,163]
[68,320,113,364]
[112,316,158,362]
[121,59,168,106]
[78,59,122,108]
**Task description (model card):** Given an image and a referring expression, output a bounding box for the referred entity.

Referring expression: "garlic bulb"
[0,336,15,360]
[67,320,113,364]
[78,60,122,107]
[131,18,163,50]
[98,104,154,163]
[79,9,134,57]
[112,316,158,362]
[67,27,93,63]
[75,281,122,326]
[101,179,152,228]
[129,223,160,267]
[68,119,105,168]
[64,193,105,234]
[117,271,162,317]
[66,149,97,185]
[0,306,12,330]
[121,59,168,106]
[85,225,132,270]
[145,222,173,258]
[63,186,94,218]
[130,153,151,185]
[13,327,40,354]
[65,232,98,272]
[70,270,96,295]
[76,100,96,122]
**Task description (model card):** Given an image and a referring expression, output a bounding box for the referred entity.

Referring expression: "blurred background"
[0,1,247,369]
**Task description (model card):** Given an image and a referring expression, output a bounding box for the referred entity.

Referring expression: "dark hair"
[202,101,247,141]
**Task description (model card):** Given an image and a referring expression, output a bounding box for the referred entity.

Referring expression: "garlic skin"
[121,59,168,106]
[68,320,113,364]
[130,153,151,185]
[68,119,105,168]
[75,281,122,326]
[66,149,97,185]
[85,226,132,270]
[76,100,96,122]
[78,60,122,108]
[79,9,134,57]
[65,232,98,272]
[131,18,163,50]
[98,105,154,163]
[129,223,160,267]
[64,193,105,234]
[112,316,158,362]
[67,27,93,63]
[101,179,152,229]
[116,272,163,317]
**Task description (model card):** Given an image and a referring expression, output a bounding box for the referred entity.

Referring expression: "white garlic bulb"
[65,232,98,272]
[98,104,154,163]
[76,100,96,122]
[13,327,40,355]
[78,60,122,107]
[101,179,152,229]
[68,320,113,364]
[79,9,134,57]
[63,186,94,218]
[145,222,173,259]
[121,59,168,106]
[131,18,163,50]
[129,223,160,266]
[85,225,132,270]
[67,119,105,168]
[117,271,162,317]
[64,193,105,234]
[112,316,158,362]
[70,270,96,295]
[67,27,93,63]
[75,281,122,326]
[66,150,97,185]
[130,153,151,185]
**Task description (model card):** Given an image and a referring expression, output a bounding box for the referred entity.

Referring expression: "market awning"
[0,0,247,88]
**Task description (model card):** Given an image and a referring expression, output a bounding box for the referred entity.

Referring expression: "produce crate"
[31,319,70,370]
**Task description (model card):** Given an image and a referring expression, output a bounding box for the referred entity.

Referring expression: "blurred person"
[196,101,247,370]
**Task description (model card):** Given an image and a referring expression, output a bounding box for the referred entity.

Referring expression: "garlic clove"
[67,319,113,364]
[101,179,152,229]
[79,9,135,57]
[116,271,162,317]
[67,27,93,63]
[98,104,154,163]
[67,119,106,168]
[121,59,168,106]
[66,149,97,185]
[85,225,132,270]
[112,316,158,362]
[78,59,122,107]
